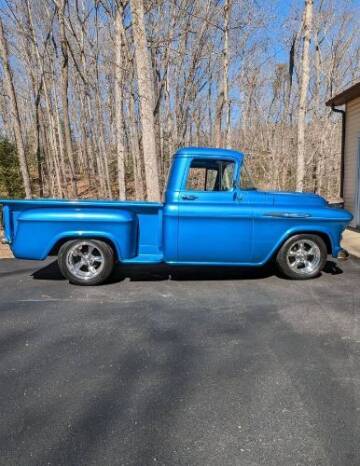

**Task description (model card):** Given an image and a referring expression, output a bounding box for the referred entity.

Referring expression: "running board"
[122,253,163,264]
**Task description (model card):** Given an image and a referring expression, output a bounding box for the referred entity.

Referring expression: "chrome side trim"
[264,212,311,219]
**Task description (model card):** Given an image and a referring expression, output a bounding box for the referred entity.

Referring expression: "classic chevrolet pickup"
[0,147,352,285]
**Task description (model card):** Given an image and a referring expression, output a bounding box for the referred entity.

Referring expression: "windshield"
[239,163,257,190]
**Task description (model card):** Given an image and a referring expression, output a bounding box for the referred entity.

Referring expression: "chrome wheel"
[286,239,321,275]
[66,241,105,280]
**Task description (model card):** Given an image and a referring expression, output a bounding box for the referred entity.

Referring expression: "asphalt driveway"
[0,258,360,466]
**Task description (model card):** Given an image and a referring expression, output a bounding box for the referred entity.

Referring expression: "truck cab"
[164,147,253,263]
[1,147,352,285]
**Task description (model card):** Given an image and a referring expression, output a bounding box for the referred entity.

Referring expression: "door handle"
[182,195,198,201]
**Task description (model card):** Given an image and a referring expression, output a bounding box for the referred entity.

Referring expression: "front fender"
[272,225,338,259]
[255,224,344,265]
[252,205,352,264]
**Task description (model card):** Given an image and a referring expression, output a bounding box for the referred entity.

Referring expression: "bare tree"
[0,15,32,198]
[296,0,313,192]
[130,0,160,201]
[114,3,126,199]
[56,0,77,197]
[223,0,231,148]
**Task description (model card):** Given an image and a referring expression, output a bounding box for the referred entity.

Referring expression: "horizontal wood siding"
[344,97,360,224]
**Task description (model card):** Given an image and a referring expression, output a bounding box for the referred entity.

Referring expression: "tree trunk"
[296,0,313,192]
[57,0,77,198]
[95,89,112,198]
[53,82,70,197]
[130,0,161,201]
[214,89,224,147]
[223,0,231,148]
[0,17,32,198]
[114,6,126,199]
[129,89,145,200]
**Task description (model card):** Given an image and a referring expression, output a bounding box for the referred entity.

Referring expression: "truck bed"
[0,199,164,262]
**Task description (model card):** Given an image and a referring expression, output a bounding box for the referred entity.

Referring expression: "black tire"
[276,234,327,280]
[58,239,114,286]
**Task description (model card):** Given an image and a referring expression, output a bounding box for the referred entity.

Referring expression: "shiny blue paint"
[12,207,137,260]
[0,147,353,266]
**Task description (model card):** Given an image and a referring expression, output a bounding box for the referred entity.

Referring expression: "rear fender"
[47,231,122,259]
[10,207,138,261]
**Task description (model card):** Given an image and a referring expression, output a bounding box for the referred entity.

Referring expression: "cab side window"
[185,159,235,192]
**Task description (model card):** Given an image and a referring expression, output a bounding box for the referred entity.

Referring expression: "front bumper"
[337,248,349,261]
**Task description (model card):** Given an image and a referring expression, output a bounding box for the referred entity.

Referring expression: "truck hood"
[269,191,328,207]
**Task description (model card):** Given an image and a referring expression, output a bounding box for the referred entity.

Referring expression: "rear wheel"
[58,239,114,286]
[276,234,327,280]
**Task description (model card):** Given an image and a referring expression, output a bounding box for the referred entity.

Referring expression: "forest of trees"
[0,0,359,201]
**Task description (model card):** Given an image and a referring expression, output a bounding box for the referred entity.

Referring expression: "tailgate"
[0,204,13,244]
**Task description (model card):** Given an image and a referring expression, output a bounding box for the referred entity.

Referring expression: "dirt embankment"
[0,243,12,258]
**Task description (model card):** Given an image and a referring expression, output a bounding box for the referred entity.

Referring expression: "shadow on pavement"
[323,260,344,275]
[31,259,344,283]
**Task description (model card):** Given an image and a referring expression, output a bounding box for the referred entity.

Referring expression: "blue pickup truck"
[0,147,352,285]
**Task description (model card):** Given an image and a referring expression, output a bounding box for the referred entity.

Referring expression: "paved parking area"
[0,258,360,466]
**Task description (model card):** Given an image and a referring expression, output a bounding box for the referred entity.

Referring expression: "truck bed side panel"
[11,207,137,260]
[0,200,163,261]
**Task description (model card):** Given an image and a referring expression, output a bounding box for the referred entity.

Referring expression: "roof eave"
[326,81,360,107]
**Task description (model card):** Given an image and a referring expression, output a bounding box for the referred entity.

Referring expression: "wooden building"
[327,82,360,228]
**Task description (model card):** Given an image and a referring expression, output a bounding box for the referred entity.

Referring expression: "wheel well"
[49,237,118,260]
[280,231,332,255]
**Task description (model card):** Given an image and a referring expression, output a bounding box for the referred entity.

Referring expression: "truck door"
[177,157,253,263]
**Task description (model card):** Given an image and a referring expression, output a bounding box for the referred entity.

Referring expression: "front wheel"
[276,234,327,280]
[58,239,114,286]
